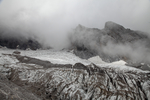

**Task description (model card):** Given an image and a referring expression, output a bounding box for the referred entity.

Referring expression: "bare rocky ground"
[0,52,150,100]
[0,73,40,100]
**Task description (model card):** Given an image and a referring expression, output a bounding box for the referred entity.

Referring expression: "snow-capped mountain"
[0,21,150,100]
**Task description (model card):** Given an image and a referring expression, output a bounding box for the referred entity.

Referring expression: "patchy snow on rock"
[97,63,148,73]
[87,56,139,72]
[0,54,19,65]
[88,57,147,73]
[0,48,148,73]
[0,48,150,100]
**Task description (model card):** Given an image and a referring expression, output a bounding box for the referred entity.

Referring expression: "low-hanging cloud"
[0,0,150,49]
[102,41,150,63]
[70,21,150,64]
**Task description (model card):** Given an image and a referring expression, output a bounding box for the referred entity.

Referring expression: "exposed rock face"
[0,33,41,50]
[104,21,148,43]
[13,51,21,55]
[70,21,150,63]
[0,73,40,100]
[0,53,150,100]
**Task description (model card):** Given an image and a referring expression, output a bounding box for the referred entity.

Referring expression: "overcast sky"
[0,0,150,48]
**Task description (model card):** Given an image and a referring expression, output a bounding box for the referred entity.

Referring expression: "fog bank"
[0,0,150,49]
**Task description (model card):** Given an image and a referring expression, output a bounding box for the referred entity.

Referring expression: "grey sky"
[0,0,150,48]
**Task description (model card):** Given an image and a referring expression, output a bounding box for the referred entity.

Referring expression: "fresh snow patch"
[31,50,91,65]
[88,56,106,64]
[110,60,126,65]
[0,49,91,65]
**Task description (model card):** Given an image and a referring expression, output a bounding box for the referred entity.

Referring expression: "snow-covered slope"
[0,49,90,65]
[88,56,106,64]
[0,49,150,100]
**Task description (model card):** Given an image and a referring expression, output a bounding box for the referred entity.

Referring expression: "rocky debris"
[0,53,150,100]
[70,21,150,63]
[0,73,40,100]
[13,51,21,55]
[73,45,97,59]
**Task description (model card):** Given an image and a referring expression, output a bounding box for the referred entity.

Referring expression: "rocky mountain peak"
[75,24,86,31]
[105,21,125,31]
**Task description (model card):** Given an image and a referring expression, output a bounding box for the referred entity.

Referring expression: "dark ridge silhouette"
[0,33,42,50]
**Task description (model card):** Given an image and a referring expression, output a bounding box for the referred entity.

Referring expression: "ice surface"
[0,48,149,73]
[0,49,91,65]
[0,48,150,100]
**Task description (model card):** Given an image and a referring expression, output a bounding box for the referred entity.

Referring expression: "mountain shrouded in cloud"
[70,21,150,66]
[1,1,150,99]
[0,0,150,49]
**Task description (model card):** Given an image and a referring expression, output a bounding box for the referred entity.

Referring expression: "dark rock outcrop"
[104,21,148,43]
[0,33,42,50]
[13,51,21,55]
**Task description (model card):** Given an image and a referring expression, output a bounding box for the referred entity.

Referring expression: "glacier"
[0,48,150,100]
